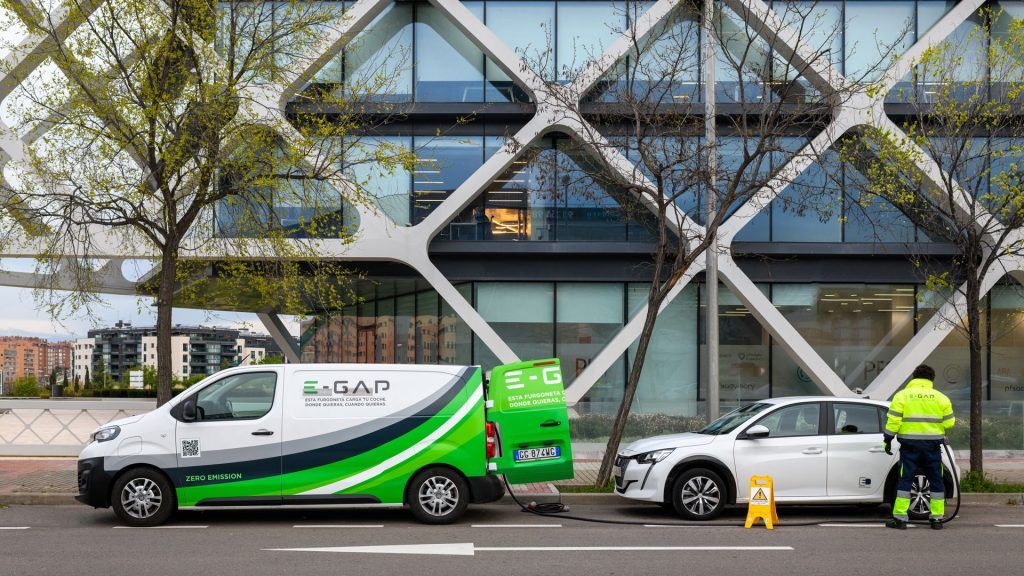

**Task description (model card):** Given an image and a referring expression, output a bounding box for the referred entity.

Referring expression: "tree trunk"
[965,274,984,476]
[155,247,177,407]
[595,297,664,487]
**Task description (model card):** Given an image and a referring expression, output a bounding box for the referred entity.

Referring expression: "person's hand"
[883,439,892,455]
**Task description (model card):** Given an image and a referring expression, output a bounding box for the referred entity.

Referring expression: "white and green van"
[76,359,573,526]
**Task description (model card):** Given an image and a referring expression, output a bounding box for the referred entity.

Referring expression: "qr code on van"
[180,439,201,458]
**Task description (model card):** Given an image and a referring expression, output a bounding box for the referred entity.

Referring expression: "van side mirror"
[182,398,197,422]
[743,424,770,439]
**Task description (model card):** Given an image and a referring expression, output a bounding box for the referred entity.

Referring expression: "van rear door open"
[486,359,574,484]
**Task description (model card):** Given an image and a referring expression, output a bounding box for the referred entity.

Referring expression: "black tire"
[907,471,953,521]
[671,468,727,521]
[111,468,176,527]
[407,467,469,525]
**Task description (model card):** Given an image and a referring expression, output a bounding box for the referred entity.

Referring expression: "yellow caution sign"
[744,475,779,530]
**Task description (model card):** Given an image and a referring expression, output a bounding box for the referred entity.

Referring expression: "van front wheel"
[408,468,469,524]
[111,469,175,527]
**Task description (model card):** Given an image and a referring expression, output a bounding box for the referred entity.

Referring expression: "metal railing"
[0,399,154,456]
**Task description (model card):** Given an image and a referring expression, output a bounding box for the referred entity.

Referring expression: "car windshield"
[697,402,772,435]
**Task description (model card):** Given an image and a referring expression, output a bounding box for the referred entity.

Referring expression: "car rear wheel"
[908,474,937,521]
[671,468,726,521]
[407,468,469,525]
[111,468,175,527]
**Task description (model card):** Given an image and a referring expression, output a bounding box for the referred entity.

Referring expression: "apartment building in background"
[72,321,284,384]
[0,336,72,391]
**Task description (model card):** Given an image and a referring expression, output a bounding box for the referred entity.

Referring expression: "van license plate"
[513,447,560,462]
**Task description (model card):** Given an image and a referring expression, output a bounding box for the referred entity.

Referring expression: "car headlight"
[637,448,674,464]
[89,425,120,443]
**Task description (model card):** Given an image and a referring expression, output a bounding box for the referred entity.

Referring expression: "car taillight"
[485,421,497,459]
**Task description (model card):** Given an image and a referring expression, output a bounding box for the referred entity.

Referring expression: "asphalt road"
[1,503,1022,576]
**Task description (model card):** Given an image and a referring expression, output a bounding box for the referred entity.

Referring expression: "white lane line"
[293,525,384,529]
[113,525,208,529]
[0,527,30,530]
[470,524,562,528]
[995,524,1024,528]
[266,543,794,556]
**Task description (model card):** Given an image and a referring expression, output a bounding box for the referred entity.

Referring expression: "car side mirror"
[743,424,770,439]
[182,398,197,422]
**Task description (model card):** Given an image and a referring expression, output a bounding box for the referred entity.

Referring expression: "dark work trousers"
[894,439,946,520]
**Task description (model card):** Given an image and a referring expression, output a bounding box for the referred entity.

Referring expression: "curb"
[0,493,78,506]
[960,492,1023,506]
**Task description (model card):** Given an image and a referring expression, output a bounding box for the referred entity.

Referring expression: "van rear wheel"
[407,468,468,524]
[111,468,175,527]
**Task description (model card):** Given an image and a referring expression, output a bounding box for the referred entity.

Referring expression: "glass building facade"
[281,1,1024,450]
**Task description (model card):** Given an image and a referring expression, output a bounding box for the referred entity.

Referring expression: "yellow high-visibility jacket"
[885,378,955,441]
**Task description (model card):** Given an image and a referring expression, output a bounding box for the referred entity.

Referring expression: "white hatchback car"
[614,397,959,520]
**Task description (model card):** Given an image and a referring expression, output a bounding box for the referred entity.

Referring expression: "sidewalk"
[2,457,1022,503]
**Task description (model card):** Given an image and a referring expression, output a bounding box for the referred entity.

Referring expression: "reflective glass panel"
[628,283,700,417]
[415,2,485,101]
[485,1,555,102]
[474,282,555,370]
[772,284,915,394]
[344,3,413,102]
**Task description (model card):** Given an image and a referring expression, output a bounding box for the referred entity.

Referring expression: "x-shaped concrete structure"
[1,0,1020,403]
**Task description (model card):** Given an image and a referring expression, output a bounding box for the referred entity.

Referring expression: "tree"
[84,367,91,390]
[256,354,285,365]
[142,365,158,389]
[0,1,411,406]
[92,357,107,388]
[62,372,69,393]
[520,0,897,486]
[12,376,40,397]
[837,6,1024,475]
[74,374,81,393]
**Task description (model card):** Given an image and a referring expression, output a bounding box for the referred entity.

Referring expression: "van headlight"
[90,425,121,443]
[637,449,674,464]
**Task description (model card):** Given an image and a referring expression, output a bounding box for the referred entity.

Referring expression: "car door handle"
[801,448,823,455]
[540,419,561,428]
[868,446,886,453]
[251,429,275,436]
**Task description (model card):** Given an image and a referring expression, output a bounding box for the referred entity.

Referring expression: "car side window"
[194,372,277,421]
[754,404,821,437]
[832,403,882,435]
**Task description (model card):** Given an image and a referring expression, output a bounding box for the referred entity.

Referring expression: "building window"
[344,3,413,102]
[484,1,555,102]
[415,2,485,102]
[772,283,916,395]
[474,282,555,370]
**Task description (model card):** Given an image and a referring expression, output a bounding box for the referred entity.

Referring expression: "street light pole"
[704,0,720,421]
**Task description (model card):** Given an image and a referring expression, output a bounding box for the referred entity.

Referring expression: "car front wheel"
[111,468,176,527]
[671,468,727,520]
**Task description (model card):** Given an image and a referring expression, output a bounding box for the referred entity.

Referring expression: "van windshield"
[698,403,771,435]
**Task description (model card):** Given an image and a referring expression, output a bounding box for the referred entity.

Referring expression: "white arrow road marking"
[265,544,793,556]
[0,527,30,530]
[995,525,1024,528]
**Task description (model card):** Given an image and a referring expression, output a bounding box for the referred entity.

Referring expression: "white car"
[614,397,959,520]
